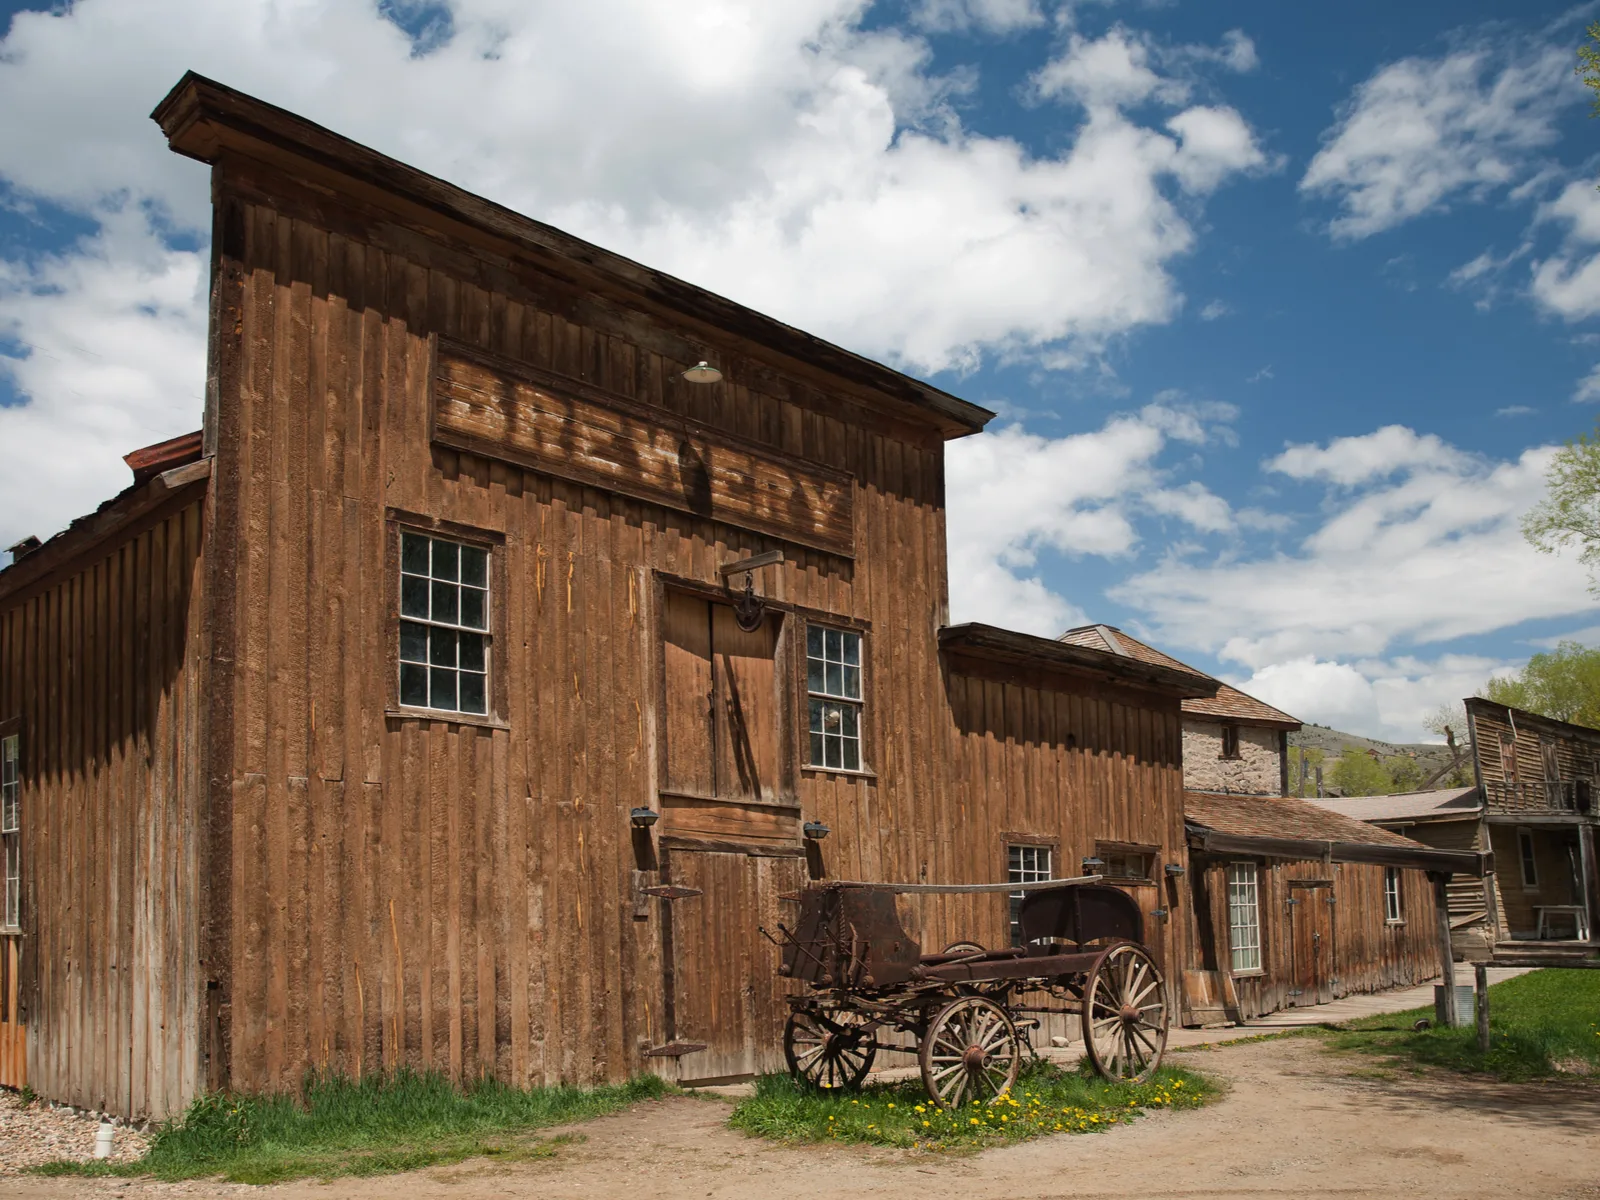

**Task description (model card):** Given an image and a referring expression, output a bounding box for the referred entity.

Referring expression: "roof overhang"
[1186,824,1491,876]
[150,72,994,442]
[941,623,1220,700]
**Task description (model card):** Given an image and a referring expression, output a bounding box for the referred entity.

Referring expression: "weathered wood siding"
[1468,699,1600,814]
[936,661,1188,965]
[1187,856,1437,1022]
[0,500,206,1117]
[206,156,961,1095]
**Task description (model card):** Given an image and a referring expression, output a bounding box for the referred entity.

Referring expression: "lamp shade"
[682,360,723,384]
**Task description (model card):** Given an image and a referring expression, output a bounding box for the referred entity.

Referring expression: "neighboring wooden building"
[1308,787,1492,957]
[0,74,1231,1116]
[1182,791,1450,1024]
[1056,626,1300,795]
[1465,699,1600,953]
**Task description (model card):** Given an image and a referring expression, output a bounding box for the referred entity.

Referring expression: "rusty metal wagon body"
[772,876,1168,1105]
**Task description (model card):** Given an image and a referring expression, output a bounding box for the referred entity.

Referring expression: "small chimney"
[6,536,41,561]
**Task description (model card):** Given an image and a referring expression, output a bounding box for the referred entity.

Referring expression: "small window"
[399,531,491,715]
[1499,731,1519,789]
[1220,724,1240,760]
[1518,827,1538,890]
[1226,862,1261,973]
[806,624,863,771]
[1383,867,1403,923]
[1008,844,1052,947]
[2,734,18,930]
[1098,846,1153,882]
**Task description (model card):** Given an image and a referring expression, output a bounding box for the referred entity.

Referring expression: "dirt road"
[3,1037,1597,1200]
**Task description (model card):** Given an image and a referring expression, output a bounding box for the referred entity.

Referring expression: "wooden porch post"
[1474,962,1490,1054]
[1578,824,1599,944]
[1430,871,1458,1027]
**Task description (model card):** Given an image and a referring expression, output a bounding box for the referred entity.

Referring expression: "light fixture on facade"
[1164,863,1186,877]
[682,361,723,384]
[630,807,660,828]
[803,820,831,841]
[1081,856,1105,874]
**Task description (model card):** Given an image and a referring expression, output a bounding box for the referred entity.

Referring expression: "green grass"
[1327,969,1600,1082]
[31,1070,670,1185]
[729,1060,1215,1151]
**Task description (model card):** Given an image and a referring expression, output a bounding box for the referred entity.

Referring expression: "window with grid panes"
[399,532,491,715]
[1008,845,1052,946]
[806,625,862,771]
[1226,862,1261,973]
[2,735,18,930]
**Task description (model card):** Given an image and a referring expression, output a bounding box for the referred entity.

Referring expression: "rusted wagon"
[770,877,1168,1106]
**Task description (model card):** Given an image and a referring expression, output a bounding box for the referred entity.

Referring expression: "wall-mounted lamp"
[803,820,831,841]
[1164,863,1186,877]
[630,807,660,829]
[1081,856,1105,873]
[682,361,723,384]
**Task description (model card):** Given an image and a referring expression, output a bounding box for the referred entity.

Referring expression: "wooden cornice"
[150,72,995,443]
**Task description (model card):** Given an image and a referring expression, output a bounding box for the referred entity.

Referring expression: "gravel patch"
[0,1091,149,1175]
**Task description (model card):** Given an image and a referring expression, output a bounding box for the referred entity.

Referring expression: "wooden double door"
[1288,881,1335,1006]
[656,589,804,1081]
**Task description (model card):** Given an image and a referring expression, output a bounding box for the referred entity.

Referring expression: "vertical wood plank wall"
[209,160,963,1095]
[936,664,1187,964]
[0,501,206,1117]
[1192,857,1438,1020]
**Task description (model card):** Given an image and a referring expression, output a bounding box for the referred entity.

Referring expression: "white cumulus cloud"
[1301,40,1578,240]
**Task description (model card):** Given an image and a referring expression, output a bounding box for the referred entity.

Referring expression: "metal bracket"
[640,885,703,900]
[643,1041,707,1058]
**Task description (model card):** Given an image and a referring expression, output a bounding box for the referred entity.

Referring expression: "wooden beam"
[1189,829,1490,877]
[1432,871,1459,1028]
[718,550,786,577]
[1474,962,1490,1054]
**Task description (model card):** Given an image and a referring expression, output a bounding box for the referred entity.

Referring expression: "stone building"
[1057,625,1301,795]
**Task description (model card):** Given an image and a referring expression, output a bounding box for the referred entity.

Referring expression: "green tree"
[1481,642,1600,730]
[1387,755,1427,793]
[1327,747,1391,796]
[1580,22,1600,114]
[1522,424,1600,590]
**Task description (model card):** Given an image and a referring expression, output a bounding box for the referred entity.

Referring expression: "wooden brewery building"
[0,73,1252,1117]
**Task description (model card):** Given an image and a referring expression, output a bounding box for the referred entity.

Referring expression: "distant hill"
[1287,723,1470,795]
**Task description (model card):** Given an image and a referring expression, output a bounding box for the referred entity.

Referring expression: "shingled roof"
[1056,625,1301,729]
[1185,790,1424,849]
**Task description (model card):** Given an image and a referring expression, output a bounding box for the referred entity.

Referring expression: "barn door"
[1289,883,1334,1006]
[661,591,784,802]
[662,848,804,1082]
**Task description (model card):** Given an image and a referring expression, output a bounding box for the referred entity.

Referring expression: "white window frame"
[805,623,864,772]
[1517,827,1539,891]
[398,530,492,716]
[1383,867,1403,924]
[1226,861,1262,974]
[2,734,18,932]
[1008,844,1052,947]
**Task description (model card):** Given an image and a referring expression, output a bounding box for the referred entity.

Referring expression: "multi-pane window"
[1518,827,1538,889]
[2,735,18,930]
[399,532,490,716]
[1008,844,1052,947]
[1383,867,1403,923]
[1226,862,1261,973]
[806,625,862,771]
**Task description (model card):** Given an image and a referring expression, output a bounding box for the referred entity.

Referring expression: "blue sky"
[2,0,1599,740]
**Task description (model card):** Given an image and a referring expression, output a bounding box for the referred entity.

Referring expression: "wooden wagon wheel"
[941,940,986,956]
[784,1008,877,1090]
[918,996,1022,1108]
[1080,941,1168,1083]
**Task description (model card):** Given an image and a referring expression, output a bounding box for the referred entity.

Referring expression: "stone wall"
[1183,720,1283,795]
